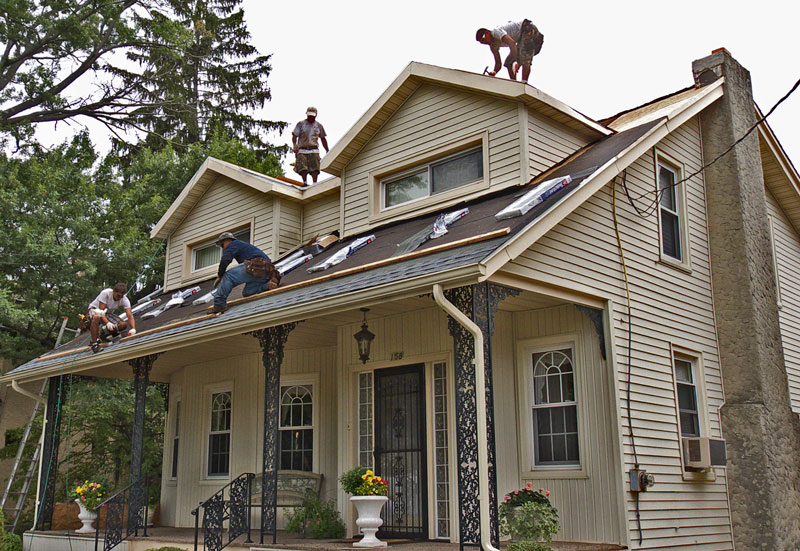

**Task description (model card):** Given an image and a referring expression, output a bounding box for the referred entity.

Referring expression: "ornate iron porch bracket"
[36,375,69,530]
[445,283,519,550]
[575,305,606,360]
[251,322,300,545]
[127,353,159,533]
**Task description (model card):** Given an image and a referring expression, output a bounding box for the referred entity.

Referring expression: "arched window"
[531,349,579,465]
[279,385,314,471]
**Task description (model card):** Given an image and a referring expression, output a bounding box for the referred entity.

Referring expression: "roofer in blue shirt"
[207,232,281,314]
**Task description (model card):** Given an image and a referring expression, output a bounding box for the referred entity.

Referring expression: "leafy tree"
[123,0,286,158]
[0,0,285,158]
[0,132,159,365]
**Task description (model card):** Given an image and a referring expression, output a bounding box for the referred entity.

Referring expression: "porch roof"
[3,117,664,383]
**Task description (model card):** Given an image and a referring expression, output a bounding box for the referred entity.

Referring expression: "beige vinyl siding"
[342,82,522,236]
[766,189,800,412]
[163,176,273,291]
[162,344,338,527]
[527,109,588,177]
[275,198,302,256]
[504,117,733,550]
[490,305,622,544]
[302,193,341,241]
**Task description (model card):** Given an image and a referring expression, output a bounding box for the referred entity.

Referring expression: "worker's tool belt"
[246,257,281,289]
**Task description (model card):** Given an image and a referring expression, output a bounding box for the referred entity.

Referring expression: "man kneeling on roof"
[207,232,281,315]
[81,282,136,354]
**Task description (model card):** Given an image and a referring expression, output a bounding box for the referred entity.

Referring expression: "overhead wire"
[622,73,800,219]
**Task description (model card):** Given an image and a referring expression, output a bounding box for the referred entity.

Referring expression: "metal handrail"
[93,477,150,551]
[191,472,253,551]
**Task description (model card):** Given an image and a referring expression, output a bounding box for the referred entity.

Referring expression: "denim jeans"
[214,264,268,308]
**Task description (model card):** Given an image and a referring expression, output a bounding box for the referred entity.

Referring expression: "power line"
[623,74,800,218]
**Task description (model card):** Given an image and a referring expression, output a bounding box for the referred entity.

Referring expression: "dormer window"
[192,227,251,272]
[382,147,483,209]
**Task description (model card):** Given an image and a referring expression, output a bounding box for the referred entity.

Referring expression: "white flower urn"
[350,495,388,548]
[75,499,98,534]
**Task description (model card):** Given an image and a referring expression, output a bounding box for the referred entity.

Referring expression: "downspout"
[432,284,500,551]
[11,380,47,530]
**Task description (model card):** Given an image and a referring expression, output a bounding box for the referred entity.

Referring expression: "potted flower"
[339,467,389,548]
[498,484,559,551]
[69,480,104,534]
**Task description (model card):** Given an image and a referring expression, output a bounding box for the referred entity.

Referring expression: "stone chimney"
[692,49,800,551]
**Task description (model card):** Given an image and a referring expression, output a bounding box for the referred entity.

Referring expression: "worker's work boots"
[207,305,228,315]
[91,341,102,354]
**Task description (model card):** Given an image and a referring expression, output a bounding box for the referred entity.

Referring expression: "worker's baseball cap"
[306,106,318,116]
[215,232,236,246]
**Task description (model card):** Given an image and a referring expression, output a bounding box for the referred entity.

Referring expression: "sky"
[238,0,800,177]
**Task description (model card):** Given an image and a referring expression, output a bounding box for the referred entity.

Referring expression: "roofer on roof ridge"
[207,232,281,315]
[81,282,136,354]
[476,19,544,82]
[292,106,329,185]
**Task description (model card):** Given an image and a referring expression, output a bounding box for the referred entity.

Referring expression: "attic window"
[382,147,483,209]
[192,227,251,272]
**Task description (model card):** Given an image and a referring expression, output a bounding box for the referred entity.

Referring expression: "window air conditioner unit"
[682,437,727,470]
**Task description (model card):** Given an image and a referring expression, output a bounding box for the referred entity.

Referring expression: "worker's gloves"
[128,328,137,336]
[213,276,222,289]
[105,321,117,332]
[293,145,299,154]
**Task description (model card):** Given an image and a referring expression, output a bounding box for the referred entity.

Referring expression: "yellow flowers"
[69,480,104,510]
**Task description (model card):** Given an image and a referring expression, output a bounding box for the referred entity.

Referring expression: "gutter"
[432,284,500,551]
[11,380,46,405]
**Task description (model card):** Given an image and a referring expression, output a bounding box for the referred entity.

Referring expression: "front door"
[373,364,428,539]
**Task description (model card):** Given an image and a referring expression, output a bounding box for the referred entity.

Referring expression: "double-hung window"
[382,147,483,209]
[208,391,232,477]
[171,400,181,479]
[531,348,580,466]
[674,357,700,437]
[279,385,314,471]
[192,227,251,272]
[657,158,687,263]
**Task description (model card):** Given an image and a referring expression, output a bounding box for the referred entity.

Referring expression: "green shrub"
[508,542,552,551]
[499,500,559,543]
[338,467,367,495]
[285,491,345,539]
[0,512,22,551]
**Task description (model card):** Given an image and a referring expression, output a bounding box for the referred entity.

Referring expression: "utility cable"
[623,73,800,218]
[611,175,644,546]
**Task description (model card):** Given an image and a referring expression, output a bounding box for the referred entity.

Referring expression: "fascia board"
[757,118,800,199]
[4,263,484,384]
[479,80,724,276]
[150,157,213,240]
[208,159,304,200]
[487,269,607,309]
[322,63,416,174]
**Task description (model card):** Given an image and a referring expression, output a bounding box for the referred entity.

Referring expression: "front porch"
[25,528,627,551]
[26,280,626,551]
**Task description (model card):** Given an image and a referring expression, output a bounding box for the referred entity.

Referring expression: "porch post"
[251,323,300,545]
[445,283,519,549]
[128,354,159,532]
[35,375,69,530]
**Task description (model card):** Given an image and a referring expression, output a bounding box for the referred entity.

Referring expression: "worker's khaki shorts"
[294,152,321,175]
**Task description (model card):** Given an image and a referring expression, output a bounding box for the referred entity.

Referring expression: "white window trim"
[181,218,255,284]
[203,381,233,480]
[655,150,692,272]
[516,334,588,479]
[166,386,181,485]
[278,373,320,472]
[368,132,490,224]
[669,345,716,480]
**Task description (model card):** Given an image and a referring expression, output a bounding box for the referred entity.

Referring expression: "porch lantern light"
[354,308,375,364]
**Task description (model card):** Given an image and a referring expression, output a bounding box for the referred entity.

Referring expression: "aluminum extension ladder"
[0,379,47,533]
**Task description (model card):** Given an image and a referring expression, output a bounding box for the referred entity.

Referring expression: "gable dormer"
[322,62,609,237]
[151,157,340,291]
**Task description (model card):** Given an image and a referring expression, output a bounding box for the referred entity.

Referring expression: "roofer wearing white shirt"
[476,19,544,82]
[82,282,136,353]
[292,106,329,184]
